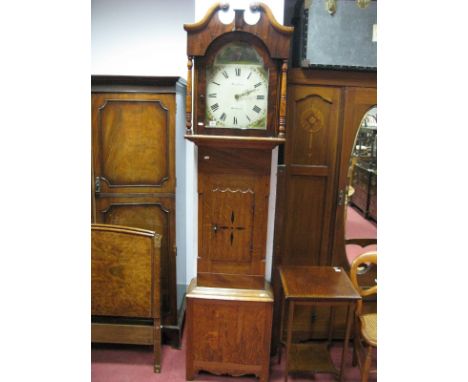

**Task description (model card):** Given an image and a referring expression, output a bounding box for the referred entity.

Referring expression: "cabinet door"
[281,85,342,266]
[331,87,377,267]
[197,147,271,289]
[91,93,175,194]
[92,92,177,325]
[95,196,177,325]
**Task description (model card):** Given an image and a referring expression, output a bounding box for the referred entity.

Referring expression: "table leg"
[284,300,294,382]
[278,290,286,364]
[153,318,161,373]
[339,303,353,382]
[327,306,336,347]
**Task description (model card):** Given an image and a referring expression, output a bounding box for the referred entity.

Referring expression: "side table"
[278,266,361,382]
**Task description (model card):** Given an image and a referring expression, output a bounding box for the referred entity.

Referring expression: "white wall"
[92,0,284,285]
[195,0,283,22]
[92,0,194,77]
[92,0,195,289]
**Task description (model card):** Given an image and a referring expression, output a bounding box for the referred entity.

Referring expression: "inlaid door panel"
[205,189,254,263]
[92,93,175,194]
[286,86,341,167]
[197,147,271,289]
[281,85,342,266]
[198,173,269,277]
[95,197,176,324]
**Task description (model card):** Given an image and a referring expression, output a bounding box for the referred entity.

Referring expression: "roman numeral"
[257,95,265,100]
[247,71,252,79]
[254,82,262,88]
[235,68,241,76]
[212,81,220,86]
[208,93,217,98]
[220,112,227,121]
[211,103,219,112]
[253,105,261,113]
[222,70,229,79]
[246,115,251,122]
[233,116,238,125]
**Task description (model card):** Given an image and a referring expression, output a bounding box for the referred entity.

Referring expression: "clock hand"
[235,87,258,100]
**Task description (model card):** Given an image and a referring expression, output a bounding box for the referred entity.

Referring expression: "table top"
[279,266,361,301]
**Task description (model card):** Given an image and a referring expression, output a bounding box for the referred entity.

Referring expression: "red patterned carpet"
[91,207,377,381]
[345,206,377,264]
[92,333,376,382]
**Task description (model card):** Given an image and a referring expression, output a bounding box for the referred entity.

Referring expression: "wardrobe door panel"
[286,86,341,168]
[282,85,342,266]
[197,148,271,289]
[282,174,327,265]
[92,93,175,194]
[331,87,377,267]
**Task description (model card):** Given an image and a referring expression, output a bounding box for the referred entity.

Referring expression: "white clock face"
[205,43,269,130]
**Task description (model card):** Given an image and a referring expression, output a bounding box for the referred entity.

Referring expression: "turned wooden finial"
[186,56,193,134]
[278,60,288,138]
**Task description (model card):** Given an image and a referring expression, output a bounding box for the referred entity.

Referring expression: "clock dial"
[205,43,268,130]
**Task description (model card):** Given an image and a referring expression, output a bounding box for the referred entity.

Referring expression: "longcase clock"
[183,3,292,381]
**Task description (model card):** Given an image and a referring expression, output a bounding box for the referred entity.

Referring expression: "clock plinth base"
[186,278,273,382]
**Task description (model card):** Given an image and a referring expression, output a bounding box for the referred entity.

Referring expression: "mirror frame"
[331,87,377,269]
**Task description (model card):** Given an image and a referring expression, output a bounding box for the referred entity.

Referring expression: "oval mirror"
[345,106,377,275]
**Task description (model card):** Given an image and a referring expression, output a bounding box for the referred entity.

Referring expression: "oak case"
[184,4,293,382]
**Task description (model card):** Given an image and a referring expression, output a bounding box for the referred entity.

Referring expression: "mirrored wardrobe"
[348,107,377,221]
[271,70,377,348]
[344,106,377,286]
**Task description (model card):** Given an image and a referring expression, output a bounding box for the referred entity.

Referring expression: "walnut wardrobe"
[91,76,186,346]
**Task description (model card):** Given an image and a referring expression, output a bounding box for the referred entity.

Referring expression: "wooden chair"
[350,251,377,382]
[91,224,162,372]
[346,238,377,287]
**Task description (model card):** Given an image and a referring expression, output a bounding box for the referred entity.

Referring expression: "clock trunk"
[197,146,271,289]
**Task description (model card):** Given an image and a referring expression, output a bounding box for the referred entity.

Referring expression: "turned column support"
[278,60,288,139]
[186,56,193,134]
